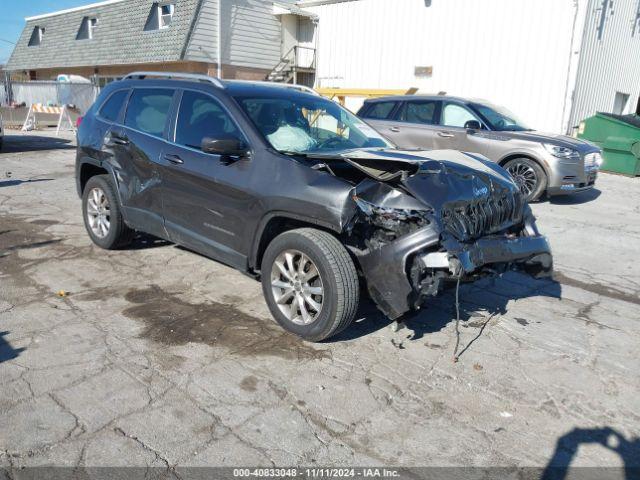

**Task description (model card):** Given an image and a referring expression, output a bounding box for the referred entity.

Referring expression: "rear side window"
[362,101,396,120]
[98,90,128,123]
[399,100,439,125]
[124,89,174,137]
[175,91,242,150]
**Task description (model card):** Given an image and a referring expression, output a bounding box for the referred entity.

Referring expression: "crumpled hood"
[336,148,519,210]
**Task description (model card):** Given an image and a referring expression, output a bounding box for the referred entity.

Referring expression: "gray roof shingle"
[7,0,200,71]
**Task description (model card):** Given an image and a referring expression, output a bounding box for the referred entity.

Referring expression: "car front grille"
[441,192,525,241]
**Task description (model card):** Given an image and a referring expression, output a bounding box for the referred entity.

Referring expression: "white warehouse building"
[299,0,640,134]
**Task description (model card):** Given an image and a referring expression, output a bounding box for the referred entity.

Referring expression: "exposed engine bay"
[306,148,553,319]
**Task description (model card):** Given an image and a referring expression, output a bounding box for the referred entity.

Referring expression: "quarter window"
[442,103,480,128]
[175,91,242,150]
[363,102,396,120]
[98,90,129,123]
[124,89,173,137]
[399,100,438,125]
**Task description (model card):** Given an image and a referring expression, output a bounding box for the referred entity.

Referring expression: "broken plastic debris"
[499,411,513,418]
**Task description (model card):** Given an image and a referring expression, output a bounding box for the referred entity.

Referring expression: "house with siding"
[6,0,318,85]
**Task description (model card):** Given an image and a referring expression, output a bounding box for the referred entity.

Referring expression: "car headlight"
[584,152,603,169]
[543,143,580,159]
[353,196,431,231]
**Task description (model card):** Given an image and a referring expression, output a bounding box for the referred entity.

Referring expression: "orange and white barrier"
[22,104,76,136]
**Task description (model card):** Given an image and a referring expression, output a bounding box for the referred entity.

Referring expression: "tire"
[82,174,134,249]
[504,157,547,202]
[261,228,359,342]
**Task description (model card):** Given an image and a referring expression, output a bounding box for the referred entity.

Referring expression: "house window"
[144,3,175,31]
[160,4,175,28]
[28,26,45,46]
[77,17,98,40]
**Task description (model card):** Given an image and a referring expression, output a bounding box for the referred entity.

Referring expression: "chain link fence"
[1,80,99,111]
[9,81,100,113]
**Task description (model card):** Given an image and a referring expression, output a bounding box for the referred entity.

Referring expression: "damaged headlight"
[353,195,431,232]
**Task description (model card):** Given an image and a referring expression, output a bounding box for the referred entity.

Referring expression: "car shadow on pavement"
[542,427,640,480]
[0,135,74,153]
[331,272,562,352]
[0,331,24,363]
[548,188,601,205]
[126,233,173,250]
[0,178,54,188]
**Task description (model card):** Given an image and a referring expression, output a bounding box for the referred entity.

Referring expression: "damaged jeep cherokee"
[76,73,552,341]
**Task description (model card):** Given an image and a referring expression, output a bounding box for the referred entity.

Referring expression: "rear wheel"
[504,157,547,202]
[261,228,359,342]
[82,175,134,249]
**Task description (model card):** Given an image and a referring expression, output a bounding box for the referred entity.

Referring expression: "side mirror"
[201,136,249,157]
[465,120,482,131]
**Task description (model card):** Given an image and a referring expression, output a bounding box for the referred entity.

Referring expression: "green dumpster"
[600,137,640,176]
[578,113,640,176]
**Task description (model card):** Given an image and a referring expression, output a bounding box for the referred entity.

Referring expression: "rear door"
[118,87,176,238]
[160,89,253,269]
[385,99,442,149]
[358,100,401,143]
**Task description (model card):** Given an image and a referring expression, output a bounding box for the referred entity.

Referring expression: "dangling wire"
[452,274,462,363]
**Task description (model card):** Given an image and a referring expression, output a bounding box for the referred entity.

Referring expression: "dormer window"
[160,4,175,28]
[144,3,175,31]
[76,17,98,40]
[28,26,45,46]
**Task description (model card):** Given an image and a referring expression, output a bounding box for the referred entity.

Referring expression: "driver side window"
[175,91,242,150]
[442,103,480,128]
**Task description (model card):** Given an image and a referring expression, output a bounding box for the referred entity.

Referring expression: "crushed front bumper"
[353,223,552,320]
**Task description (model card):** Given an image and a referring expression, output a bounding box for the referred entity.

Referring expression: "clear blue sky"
[0,1,97,63]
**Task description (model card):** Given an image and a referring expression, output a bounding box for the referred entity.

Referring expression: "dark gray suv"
[76,72,552,341]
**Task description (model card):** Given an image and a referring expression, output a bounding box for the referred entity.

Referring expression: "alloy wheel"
[270,249,324,325]
[507,161,538,197]
[86,187,111,238]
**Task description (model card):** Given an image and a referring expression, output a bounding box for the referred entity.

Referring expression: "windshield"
[235,95,392,154]
[472,103,531,131]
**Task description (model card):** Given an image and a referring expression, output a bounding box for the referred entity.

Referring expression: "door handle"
[437,131,455,138]
[389,127,400,133]
[164,153,184,165]
[104,132,129,147]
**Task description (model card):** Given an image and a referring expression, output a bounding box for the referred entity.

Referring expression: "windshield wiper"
[279,151,310,157]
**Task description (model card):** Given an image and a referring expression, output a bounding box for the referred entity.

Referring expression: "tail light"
[76,116,84,128]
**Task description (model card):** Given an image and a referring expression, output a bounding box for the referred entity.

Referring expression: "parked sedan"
[358,96,602,201]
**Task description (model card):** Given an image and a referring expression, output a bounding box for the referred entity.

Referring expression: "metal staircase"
[266,46,316,87]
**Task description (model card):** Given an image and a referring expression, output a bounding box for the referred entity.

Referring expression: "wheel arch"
[249,212,342,273]
[78,159,112,195]
[498,153,550,178]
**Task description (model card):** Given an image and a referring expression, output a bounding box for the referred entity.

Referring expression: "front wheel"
[261,228,360,342]
[504,157,547,202]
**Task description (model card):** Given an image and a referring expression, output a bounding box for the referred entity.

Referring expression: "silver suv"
[358,96,602,202]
